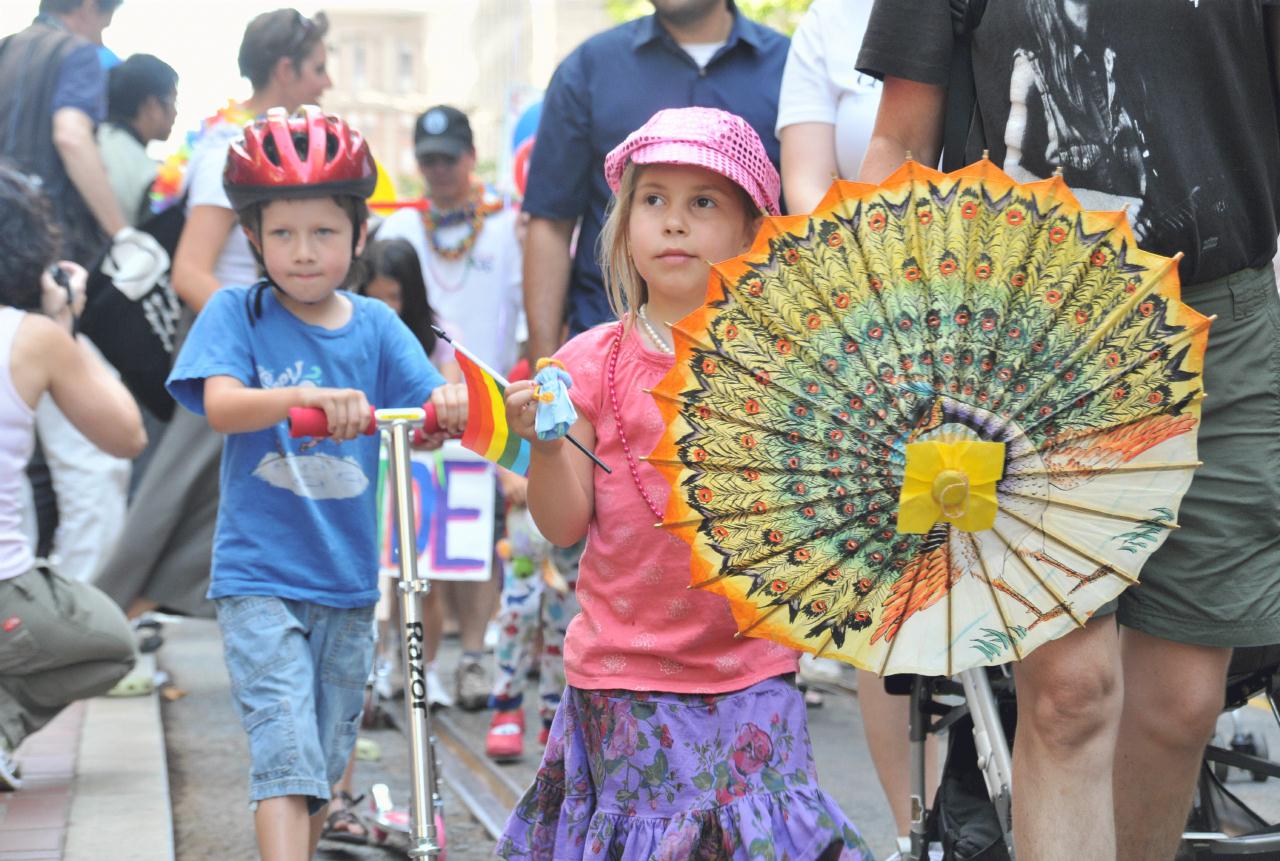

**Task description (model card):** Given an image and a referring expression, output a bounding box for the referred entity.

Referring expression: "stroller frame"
[902,647,1280,861]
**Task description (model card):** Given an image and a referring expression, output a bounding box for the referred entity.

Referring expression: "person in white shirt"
[776,0,882,214]
[376,105,524,711]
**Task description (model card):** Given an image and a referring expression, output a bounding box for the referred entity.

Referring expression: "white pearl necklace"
[636,304,674,355]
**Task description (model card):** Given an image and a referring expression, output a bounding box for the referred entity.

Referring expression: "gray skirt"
[1118,265,1280,647]
[92,402,220,617]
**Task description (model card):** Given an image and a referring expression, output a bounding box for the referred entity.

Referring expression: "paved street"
[4,615,1275,859]
[157,617,905,860]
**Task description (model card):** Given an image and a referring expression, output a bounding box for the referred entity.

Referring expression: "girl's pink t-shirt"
[553,322,799,694]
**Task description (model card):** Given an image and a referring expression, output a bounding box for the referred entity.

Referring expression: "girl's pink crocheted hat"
[604,107,781,216]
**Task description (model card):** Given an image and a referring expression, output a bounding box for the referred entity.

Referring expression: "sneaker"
[885,837,944,861]
[0,746,21,792]
[455,658,490,712]
[425,666,454,709]
[485,710,525,762]
[798,653,843,685]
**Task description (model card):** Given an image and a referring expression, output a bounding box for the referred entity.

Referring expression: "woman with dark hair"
[0,162,144,790]
[95,8,333,625]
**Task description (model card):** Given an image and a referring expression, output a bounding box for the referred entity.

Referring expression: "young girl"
[499,108,870,860]
[359,237,460,382]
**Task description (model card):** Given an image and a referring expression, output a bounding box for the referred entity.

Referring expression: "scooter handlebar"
[287,403,444,440]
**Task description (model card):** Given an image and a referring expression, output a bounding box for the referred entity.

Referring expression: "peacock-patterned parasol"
[648,159,1211,677]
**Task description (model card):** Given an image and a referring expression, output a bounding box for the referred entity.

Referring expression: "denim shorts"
[215,596,375,813]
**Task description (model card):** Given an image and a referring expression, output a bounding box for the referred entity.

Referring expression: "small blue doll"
[532,358,576,441]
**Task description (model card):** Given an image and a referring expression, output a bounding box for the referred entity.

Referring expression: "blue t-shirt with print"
[167,284,446,608]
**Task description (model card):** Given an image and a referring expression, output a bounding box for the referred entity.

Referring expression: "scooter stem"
[387,420,444,857]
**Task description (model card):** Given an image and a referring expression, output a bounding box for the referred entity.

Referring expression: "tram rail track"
[381,701,522,842]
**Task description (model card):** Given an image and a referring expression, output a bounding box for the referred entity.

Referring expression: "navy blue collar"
[631,4,763,56]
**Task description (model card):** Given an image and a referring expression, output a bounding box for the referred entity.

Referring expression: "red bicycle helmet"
[223,105,376,211]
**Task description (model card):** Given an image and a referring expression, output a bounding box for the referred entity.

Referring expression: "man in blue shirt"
[521,0,789,362]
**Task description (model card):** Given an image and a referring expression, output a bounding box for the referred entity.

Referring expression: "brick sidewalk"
[0,702,84,861]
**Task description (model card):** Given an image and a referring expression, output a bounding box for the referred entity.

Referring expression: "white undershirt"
[681,40,725,70]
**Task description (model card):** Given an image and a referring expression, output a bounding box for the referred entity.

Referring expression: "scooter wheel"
[436,812,447,858]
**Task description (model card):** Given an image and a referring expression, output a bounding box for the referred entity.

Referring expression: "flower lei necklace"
[149,101,256,214]
[419,182,503,262]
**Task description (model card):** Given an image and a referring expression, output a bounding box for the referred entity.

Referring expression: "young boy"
[166,106,465,860]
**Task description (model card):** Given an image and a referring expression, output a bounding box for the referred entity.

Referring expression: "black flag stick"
[431,326,611,474]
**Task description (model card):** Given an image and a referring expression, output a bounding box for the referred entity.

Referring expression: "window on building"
[396,43,414,94]
[353,42,367,90]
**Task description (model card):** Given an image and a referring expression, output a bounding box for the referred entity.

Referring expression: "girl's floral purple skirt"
[496,675,872,861]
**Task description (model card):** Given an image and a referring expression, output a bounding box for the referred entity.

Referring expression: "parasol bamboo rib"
[988,522,1087,629]
[648,381,907,469]
[1017,317,1215,439]
[997,490,1180,527]
[1007,412,1198,465]
[877,552,929,676]
[1009,461,1202,478]
[1003,252,1184,427]
[997,506,1140,584]
[966,531,1026,662]
[657,485,900,531]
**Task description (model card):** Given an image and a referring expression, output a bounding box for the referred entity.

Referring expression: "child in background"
[484,364,579,762]
[359,238,461,383]
[499,108,870,860]
[166,107,465,861]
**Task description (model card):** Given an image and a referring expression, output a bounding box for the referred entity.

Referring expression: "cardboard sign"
[378,440,495,582]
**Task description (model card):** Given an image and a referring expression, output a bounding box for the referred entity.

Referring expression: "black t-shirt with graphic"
[856,0,1280,287]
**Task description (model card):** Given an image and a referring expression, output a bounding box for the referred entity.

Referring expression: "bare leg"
[308,804,327,858]
[856,670,938,837]
[1114,628,1230,861]
[333,748,357,799]
[125,596,159,620]
[1012,617,1121,861]
[254,795,311,861]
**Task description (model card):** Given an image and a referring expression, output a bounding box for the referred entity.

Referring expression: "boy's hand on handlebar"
[297,387,370,442]
[430,382,468,435]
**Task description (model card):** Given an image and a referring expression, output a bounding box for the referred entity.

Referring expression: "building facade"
[322,0,612,198]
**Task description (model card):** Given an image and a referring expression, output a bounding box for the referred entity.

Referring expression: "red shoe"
[485,710,524,762]
[537,725,550,746]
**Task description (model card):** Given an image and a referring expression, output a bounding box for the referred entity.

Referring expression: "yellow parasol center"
[898,440,1005,534]
[932,469,970,518]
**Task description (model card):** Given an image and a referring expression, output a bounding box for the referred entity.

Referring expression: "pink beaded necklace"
[607,322,666,522]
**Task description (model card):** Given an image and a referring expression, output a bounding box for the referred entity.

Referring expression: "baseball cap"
[414,105,473,160]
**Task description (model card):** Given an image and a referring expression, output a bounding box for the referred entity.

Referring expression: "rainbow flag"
[456,350,531,476]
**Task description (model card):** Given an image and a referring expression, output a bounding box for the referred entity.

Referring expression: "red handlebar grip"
[411,402,441,445]
[287,406,377,438]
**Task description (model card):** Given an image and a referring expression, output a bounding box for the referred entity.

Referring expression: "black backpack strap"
[941,0,987,171]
